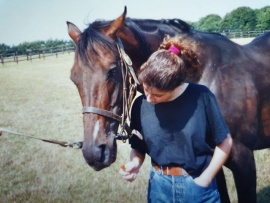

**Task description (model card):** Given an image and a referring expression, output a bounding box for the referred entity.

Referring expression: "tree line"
[191,6,270,32]
[1,6,270,56]
[0,39,74,57]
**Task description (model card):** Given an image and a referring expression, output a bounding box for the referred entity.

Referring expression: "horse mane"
[162,19,192,33]
[124,18,193,58]
[78,18,156,63]
[78,20,117,65]
[162,19,230,41]
[78,17,227,65]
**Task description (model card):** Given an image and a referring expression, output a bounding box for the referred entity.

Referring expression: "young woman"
[119,35,233,203]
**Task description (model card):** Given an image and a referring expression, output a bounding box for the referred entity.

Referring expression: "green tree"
[194,14,222,32]
[0,44,11,54]
[256,6,270,30]
[220,7,257,31]
[8,39,73,55]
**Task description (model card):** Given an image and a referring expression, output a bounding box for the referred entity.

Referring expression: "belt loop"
[182,168,187,176]
[160,166,163,175]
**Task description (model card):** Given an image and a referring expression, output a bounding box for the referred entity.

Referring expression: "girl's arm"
[194,134,233,187]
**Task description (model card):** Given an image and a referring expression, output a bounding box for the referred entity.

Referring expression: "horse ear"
[67,21,81,44]
[103,6,127,39]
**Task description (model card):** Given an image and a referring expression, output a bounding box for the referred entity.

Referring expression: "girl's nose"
[146,94,155,103]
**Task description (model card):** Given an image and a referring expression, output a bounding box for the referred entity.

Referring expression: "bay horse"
[67,7,270,203]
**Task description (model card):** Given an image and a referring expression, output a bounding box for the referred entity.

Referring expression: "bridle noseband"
[82,37,141,141]
[82,107,121,122]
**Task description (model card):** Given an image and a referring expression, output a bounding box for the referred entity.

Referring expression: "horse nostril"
[99,144,106,162]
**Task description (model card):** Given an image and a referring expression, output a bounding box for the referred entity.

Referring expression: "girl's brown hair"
[138,35,201,91]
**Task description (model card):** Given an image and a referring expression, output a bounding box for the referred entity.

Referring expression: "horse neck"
[118,18,184,71]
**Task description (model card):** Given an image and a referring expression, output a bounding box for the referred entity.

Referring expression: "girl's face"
[143,83,174,104]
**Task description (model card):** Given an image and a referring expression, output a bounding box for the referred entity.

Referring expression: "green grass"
[0,53,269,203]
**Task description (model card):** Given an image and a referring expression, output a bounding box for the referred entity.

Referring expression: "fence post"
[26,49,32,61]
[1,55,4,65]
[16,52,18,64]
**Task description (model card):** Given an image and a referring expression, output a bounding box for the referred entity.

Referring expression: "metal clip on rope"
[0,127,83,149]
[65,141,83,149]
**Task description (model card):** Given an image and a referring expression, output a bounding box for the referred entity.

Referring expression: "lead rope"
[0,127,83,149]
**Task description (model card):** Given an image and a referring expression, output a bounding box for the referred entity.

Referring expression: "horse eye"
[107,67,117,78]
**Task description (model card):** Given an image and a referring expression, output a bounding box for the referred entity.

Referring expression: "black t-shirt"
[129,83,229,176]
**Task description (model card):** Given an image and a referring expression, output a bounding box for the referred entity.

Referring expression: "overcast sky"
[0,0,268,46]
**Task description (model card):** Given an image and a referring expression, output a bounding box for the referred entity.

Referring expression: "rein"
[82,37,141,142]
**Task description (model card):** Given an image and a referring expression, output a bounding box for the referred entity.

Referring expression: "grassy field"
[0,38,269,203]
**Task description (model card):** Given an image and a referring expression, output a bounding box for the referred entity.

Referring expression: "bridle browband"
[82,37,141,141]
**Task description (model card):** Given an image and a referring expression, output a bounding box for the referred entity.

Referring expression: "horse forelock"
[77,21,118,67]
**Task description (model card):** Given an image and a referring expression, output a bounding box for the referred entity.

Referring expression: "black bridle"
[82,37,141,141]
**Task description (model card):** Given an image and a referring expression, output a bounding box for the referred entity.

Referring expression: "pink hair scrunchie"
[168,45,180,55]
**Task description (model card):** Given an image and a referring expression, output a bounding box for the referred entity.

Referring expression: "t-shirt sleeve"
[204,91,230,145]
[129,96,147,154]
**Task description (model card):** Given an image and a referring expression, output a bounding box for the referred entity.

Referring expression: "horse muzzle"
[82,133,117,171]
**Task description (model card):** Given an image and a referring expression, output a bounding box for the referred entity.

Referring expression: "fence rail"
[221,30,270,39]
[0,45,75,65]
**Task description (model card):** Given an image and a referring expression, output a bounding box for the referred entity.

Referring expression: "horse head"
[67,8,128,171]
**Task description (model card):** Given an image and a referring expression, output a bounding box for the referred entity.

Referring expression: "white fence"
[0,45,74,65]
[221,30,270,39]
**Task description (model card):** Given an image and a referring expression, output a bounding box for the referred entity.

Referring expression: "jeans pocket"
[187,176,211,190]
[184,176,220,203]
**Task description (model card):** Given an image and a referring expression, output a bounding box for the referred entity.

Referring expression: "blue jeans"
[147,167,220,203]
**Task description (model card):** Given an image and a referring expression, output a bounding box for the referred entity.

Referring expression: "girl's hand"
[119,161,140,182]
[193,175,212,187]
